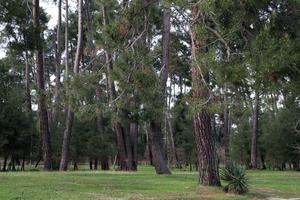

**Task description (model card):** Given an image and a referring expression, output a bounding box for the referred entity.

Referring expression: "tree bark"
[102,5,135,171]
[59,0,83,171]
[86,0,109,171]
[130,122,138,170]
[223,94,230,165]
[250,90,259,169]
[25,50,31,113]
[191,3,220,186]
[101,156,110,170]
[52,0,62,129]
[148,5,172,175]
[150,120,171,174]
[160,7,171,95]
[94,159,98,170]
[2,157,7,171]
[32,0,52,170]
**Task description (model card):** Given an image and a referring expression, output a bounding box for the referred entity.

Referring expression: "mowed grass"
[0,166,299,200]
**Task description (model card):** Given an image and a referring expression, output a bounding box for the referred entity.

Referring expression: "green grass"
[0,166,299,200]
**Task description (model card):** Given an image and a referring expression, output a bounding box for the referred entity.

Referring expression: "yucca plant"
[220,162,249,194]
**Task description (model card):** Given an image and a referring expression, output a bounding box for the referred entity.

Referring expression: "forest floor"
[0,166,299,200]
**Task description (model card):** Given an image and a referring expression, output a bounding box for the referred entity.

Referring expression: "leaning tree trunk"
[250,90,259,169]
[59,0,83,171]
[190,3,220,186]
[32,0,52,170]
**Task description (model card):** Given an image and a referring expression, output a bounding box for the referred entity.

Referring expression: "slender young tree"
[250,90,259,169]
[190,2,220,185]
[32,0,52,170]
[59,0,83,171]
[52,0,62,129]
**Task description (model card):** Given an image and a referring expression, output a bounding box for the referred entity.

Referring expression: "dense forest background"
[0,0,299,185]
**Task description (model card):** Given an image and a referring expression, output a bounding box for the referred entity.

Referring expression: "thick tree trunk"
[150,120,171,174]
[147,5,171,175]
[250,91,259,169]
[191,3,220,186]
[59,0,83,171]
[32,0,52,170]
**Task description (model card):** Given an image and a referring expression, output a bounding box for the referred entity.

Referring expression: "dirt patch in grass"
[256,188,282,194]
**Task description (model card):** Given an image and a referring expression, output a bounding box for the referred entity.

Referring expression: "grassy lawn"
[0,166,299,200]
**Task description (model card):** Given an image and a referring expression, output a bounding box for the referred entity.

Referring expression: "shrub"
[220,162,248,194]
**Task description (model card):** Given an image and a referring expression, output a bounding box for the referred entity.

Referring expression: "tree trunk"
[86,0,110,171]
[25,50,31,113]
[145,122,153,165]
[147,5,172,175]
[101,156,110,170]
[73,161,78,170]
[150,120,171,174]
[94,159,98,170]
[59,109,74,171]
[191,3,220,186]
[102,5,135,171]
[32,0,52,170]
[65,0,69,80]
[89,160,93,170]
[223,96,230,165]
[2,157,7,171]
[250,90,259,169]
[130,122,138,170]
[52,0,62,129]
[167,109,178,166]
[59,0,83,171]
[160,7,171,95]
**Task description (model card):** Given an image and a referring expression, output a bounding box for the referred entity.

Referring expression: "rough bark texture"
[191,3,220,186]
[250,91,259,169]
[59,0,83,171]
[32,0,52,170]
